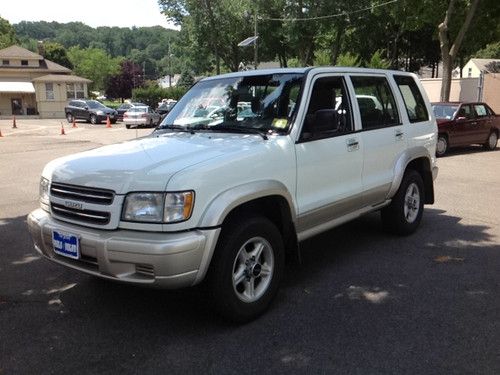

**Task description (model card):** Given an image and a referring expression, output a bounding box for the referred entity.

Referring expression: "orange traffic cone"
[106,115,112,128]
[12,115,17,129]
[60,122,66,135]
[72,118,77,128]
[0,128,3,137]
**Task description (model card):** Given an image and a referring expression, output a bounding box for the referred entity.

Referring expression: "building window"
[66,83,85,99]
[21,60,28,66]
[45,83,55,100]
[2,59,9,66]
[468,68,472,77]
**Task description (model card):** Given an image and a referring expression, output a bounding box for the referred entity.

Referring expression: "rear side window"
[474,104,488,117]
[394,75,429,123]
[351,76,399,129]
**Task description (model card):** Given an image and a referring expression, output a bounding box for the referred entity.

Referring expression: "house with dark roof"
[0,45,91,118]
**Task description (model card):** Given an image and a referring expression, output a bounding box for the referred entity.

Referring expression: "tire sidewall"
[383,170,425,236]
[486,132,498,150]
[66,113,73,123]
[436,135,447,157]
[209,216,284,322]
[90,114,97,124]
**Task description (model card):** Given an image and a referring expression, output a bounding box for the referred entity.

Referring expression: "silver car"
[123,106,161,128]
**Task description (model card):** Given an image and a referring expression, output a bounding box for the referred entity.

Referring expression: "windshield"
[158,73,304,133]
[432,104,459,120]
[87,100,106,109]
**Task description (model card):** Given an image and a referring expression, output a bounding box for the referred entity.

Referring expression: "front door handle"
[346,138,359,151]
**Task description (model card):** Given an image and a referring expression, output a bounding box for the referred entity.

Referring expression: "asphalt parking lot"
[1,119,499,374]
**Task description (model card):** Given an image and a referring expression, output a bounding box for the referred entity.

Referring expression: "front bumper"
[27,209,220,289]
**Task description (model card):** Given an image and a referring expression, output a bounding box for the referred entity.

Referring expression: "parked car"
[65,100,117,125]
[157,100,177,119]
[123,106,161,128]
[432,102,500,156]
[29,67,438,322]
[116,102,147,121]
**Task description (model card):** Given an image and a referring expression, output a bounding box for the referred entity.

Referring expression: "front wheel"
[436,135,448,157]
[208,216,284,322]
[484,131,498,151]
[90,114,99,125]
[381,169,424,236]
[66,113,73,123]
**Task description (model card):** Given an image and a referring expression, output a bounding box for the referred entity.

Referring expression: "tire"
[125,124,131,129]
[111,119,117,124]
[66,113,73,123]
[207,216,284,323]
[381,169,425,236]
[484,131,498,151]
[90,114,99,125]
[436,135,448,157]
[149,119,153,128]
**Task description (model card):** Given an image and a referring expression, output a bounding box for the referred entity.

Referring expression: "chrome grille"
[50,182,114,205]
[51,203,110,225]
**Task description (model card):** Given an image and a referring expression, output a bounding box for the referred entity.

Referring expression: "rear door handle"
[395,130,404,140]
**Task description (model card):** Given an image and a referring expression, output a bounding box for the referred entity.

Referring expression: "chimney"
[37,41,45,56]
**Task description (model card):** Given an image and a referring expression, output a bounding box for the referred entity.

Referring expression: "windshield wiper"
[195,124,269,140]
[156,124,195,134]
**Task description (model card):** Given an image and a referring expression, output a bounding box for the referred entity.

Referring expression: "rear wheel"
[436,135,448,157]
[66,113,73,123]
[125,124,131,129]
[484,131,498,151]
[381,169,424,236]
[208,216,284,322]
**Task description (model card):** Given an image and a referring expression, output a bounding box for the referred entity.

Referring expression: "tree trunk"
[330,22,345,66]
[204,0,221,75]
[438,0,480,101]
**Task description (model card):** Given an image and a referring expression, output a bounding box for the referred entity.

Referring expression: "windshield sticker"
[272,118,288,128]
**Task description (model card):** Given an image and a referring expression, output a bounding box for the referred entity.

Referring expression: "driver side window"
[301,76,352,141]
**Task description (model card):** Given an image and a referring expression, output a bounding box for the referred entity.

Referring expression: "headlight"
[40,177,49,202]
[164,192,194,223]
[122,193,164,222]
[96,110,104,115]
[122,191,194,223]
[39,177,50,211]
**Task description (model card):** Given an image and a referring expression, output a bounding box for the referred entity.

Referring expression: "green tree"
[475,42,500,59]
[41,42,73,69]
[366,50,391,69]
[177,70,195,88]
[0,17,17,49]
[67,47,121,90]
[336,52,361,67]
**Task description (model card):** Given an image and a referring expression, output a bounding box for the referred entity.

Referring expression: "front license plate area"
[52,230,80,259]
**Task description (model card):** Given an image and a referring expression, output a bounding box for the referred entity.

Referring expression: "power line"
[261,0,399,22]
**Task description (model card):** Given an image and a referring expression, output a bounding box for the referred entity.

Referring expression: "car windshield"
[158,73,304,134]
[87,100,106,109]
[432,104,459,120]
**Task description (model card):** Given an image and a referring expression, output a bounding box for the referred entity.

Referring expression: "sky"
[1,0,177,29]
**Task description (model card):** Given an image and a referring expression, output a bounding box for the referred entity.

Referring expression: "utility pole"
[254,11,258,70]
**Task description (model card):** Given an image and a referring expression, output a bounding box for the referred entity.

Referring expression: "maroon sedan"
[431,102,500,156]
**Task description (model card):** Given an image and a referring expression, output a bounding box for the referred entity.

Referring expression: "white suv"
[28,67,438,322]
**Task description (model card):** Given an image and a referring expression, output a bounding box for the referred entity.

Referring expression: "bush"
[132,84,188,108]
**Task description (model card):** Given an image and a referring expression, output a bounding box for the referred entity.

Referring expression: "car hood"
[43,132,263,194]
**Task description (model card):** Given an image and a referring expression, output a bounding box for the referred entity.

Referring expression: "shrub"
[132,84,188,108]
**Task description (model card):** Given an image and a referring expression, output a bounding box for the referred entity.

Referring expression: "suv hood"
[43,132,262,193]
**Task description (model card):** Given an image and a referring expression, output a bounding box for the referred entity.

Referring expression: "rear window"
[394,75,429,123]
[129,107,147,113]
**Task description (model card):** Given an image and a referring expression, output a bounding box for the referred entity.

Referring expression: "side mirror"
[455,116,467,122]
[311,109,339,133]
[83,106,89,110]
